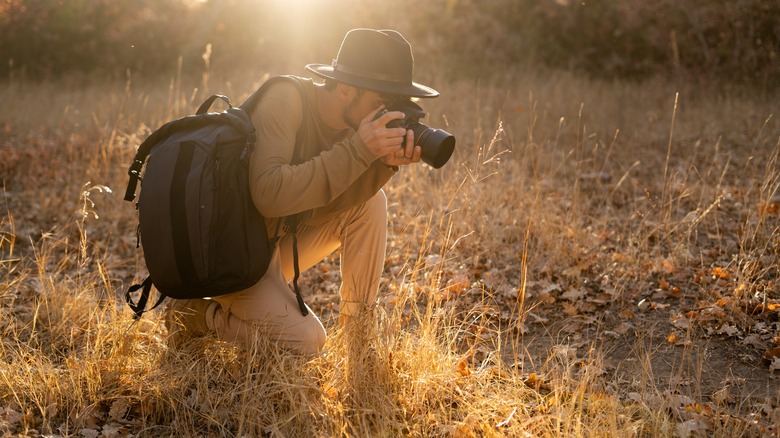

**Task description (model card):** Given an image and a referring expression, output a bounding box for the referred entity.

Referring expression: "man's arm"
[248,82,382,218]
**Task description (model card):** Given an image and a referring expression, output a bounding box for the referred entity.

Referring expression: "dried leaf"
[685,402,713,415]
[445,273,470,295]
[562,302,578,316]
[715,297,732,308]
[523,373,550,391]
[657,259,676,274]
[742,334,767,350]
[561,289,587,301]
[671,313,690,329]
[527,312,549,324]
[1,407,23,426]
[587,293,611,305]
[109,398,130,421]
[80,429,100,438]
[711,267,730,280]
[761,347,780,367]
[676,419,710,437]
[717,324,740,337]
[712,386,731,406]
[102,423,124,438]
[457,358,471,377]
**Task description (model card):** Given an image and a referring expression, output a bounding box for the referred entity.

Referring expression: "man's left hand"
[380,129,421,167]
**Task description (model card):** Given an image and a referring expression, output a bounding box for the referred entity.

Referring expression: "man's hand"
[380,129,421,167]
[358,108,421,166]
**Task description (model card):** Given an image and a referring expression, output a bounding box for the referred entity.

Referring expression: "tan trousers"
[208,190,388,355]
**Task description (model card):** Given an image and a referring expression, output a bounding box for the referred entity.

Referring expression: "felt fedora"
[306,28,439,98]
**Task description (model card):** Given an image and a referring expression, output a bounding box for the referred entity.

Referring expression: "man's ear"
[335,82,356,102]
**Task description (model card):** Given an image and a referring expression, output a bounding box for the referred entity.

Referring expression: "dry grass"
[1,68,779,436]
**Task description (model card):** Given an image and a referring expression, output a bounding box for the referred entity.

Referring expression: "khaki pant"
[207,190,388,355]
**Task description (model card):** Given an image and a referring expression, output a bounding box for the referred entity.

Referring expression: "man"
[165,28,440,355]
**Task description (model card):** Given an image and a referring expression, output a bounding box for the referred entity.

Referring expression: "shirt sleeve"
[306,160,396,222]
[248,81,394,219]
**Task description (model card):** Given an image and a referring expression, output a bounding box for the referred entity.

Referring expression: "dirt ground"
[522,298,780,409]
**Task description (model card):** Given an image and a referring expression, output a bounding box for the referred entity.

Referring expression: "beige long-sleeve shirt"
[248,77,396,230]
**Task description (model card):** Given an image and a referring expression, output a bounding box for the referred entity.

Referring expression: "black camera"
[377,99,455,169]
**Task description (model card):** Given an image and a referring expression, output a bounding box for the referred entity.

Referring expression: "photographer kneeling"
[165,28,453,355]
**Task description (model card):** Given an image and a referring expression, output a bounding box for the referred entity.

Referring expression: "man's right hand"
[357,107,409,159]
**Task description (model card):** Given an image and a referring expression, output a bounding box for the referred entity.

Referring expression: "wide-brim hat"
[306,28,439,98]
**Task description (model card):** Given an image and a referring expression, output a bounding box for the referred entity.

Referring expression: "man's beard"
[342,91,364,131]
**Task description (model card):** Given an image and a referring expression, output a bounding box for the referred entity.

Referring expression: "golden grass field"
[1,64,779,436]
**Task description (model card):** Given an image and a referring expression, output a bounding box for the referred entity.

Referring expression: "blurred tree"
[0,0,194,78]
[0,0,777,85]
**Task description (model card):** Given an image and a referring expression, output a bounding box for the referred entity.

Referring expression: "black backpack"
[124,75,308,319]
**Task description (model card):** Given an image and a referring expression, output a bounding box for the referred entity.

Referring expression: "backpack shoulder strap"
[125,276,166,320]
[239,75,306,114]
[240,75,309,163]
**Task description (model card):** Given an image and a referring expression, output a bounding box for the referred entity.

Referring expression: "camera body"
[377,99,455,169]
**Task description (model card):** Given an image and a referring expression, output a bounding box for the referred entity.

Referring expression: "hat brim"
[306,64,439,98]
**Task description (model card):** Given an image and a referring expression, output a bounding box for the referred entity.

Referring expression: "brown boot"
[164,298,217,348]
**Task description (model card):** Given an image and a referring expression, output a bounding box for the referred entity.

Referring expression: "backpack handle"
[197,94,232,115]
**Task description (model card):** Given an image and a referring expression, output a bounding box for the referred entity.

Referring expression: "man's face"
[342,88,393,131]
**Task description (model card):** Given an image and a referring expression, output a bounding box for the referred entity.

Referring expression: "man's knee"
[348,189,387,230]
[277,316,326,356]
[297,323,327,356]
[366,189,387,222]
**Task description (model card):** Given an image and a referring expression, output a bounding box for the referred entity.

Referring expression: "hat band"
[332,60,407,85]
